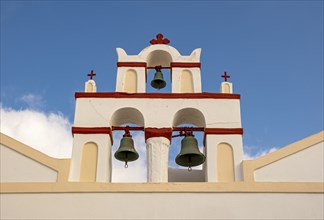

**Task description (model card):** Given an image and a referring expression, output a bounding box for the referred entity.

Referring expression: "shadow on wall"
[168,168,205,182]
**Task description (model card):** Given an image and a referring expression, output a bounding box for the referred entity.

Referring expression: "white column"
[146,137,170,182]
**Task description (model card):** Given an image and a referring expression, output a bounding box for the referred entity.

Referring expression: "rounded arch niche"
[172,108,206,127]
[146,50,173,67]
[110,107,145,127]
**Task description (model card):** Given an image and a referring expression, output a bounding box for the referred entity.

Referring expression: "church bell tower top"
[115,33,202,93]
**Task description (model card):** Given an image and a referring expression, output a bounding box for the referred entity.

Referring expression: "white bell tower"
[69,33,244,183]
[115,33,202,93]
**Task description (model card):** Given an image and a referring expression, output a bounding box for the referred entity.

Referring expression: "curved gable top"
[116,45,201,63]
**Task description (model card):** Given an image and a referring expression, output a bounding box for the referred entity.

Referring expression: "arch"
[146,50,173,67]
[123,69,137,93]
[217,143,234,182]
[139,45,181,64]
[180,70,194,93]
[80,142,98,182]
[110,107,145,127]
[173,108,206,127]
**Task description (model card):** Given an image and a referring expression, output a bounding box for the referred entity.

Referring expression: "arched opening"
[110,108,146,182]
[180,70,194,93]
[146,50,173,93]
[146,50,173,67]
[146,68,171,93]
[169,108,206,182]
[123,69,137,93]
[111,123,147,183]
[168,123,205,182]
[217,143,235,182]
[80,142,98,182]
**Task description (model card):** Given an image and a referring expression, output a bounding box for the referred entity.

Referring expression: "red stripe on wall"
[117,62,147,67]
[205,128,243,135]
[72,127,113,144]
[171,62,201,68]
[75,92,240,99]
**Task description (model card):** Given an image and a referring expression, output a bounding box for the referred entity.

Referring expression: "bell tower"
[115,33,202,93]
[69,33,243,183]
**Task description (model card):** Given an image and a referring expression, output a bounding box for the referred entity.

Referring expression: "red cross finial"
[150,33,170,45]
[221,71,230,82]
[87,70,96,80]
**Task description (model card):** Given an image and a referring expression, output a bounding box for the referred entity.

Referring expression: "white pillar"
[146,137,170,182]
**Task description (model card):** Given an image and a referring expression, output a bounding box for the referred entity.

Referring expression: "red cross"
[221,72,230,82]
[87,70,96,80]
[150,33,170,45]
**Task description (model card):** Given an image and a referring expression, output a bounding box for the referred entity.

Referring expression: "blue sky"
[1,1,323,163]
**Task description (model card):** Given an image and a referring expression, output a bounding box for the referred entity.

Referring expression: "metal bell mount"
[151,65,166,90]
[114,127,139,168]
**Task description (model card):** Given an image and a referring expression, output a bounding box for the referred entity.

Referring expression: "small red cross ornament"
[87,70,96,80]
[221,71,230,82]
[150,33,170,45]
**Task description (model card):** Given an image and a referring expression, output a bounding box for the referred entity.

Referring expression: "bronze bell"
[114,131,139,168]
[175,133,206,171]
[151,65,166,89]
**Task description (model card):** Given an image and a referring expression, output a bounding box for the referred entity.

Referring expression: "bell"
[114,134,139,168]
[151,66,166,89]
[175,134,206,171]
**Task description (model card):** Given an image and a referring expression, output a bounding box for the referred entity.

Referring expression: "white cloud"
[0,106,72,158]
[243,146,278,160]
[19,93,45,109]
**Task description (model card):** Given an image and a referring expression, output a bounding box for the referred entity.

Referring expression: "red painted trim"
[71,127,243,146]
[72,127,113,144]
[147,66,171,70]
[173,127,205,132]
[117,62,147,67]
[145,128,173,142]
[171,62,201,68]
[75,92,240,99]
[72,127,112,134]
[205,128,243,135]
[112,126,144,131]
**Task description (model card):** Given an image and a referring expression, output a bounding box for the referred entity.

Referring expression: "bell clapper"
[124,152,128,168]
[188,155,192,172]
